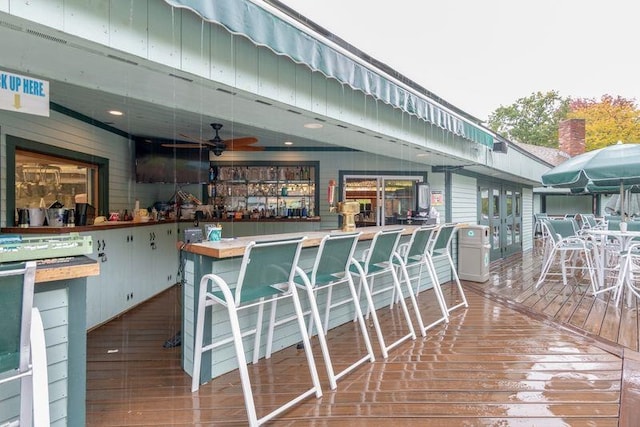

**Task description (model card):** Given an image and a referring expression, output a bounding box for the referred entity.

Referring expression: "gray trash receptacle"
[457,225,490,282]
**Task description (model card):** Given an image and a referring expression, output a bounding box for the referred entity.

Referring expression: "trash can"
[457,225,490,282]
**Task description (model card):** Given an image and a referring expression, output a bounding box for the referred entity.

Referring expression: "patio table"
[584,228,640,299]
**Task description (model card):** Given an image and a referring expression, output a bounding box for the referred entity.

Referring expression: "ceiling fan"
[162,123,263,156]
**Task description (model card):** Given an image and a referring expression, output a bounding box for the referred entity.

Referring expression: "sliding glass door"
[343,174,423,227]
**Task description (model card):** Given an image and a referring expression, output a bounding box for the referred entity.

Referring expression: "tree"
[565,95,640,151]
[487,91,570,147]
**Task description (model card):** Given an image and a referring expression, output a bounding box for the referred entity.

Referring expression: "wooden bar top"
[178,225,421,259]
[34,255,100,283]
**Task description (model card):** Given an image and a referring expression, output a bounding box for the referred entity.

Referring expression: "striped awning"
[164,0,495,148]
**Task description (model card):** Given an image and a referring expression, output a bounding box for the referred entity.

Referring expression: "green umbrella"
[542,142,640,219]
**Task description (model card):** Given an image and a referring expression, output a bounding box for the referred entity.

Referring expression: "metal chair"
[614,242,640,306]
[427,223,469,315]
[350,228,416,359]
[190,236,322,427]
[394,225,449,336]
[265,231,375,390]
[0,261,50,427]
[533,213,549,237]
[536,219,598,294]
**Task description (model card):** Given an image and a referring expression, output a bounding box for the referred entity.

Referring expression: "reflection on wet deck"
[86,246,640,426]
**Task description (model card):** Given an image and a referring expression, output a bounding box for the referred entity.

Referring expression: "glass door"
[344,175,423,227]
[479,183,522,260]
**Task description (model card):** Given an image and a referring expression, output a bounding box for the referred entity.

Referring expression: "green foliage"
[566,95,640,151]
[487,91,570,147]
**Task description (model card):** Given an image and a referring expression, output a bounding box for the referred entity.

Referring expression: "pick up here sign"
[0,70,49,117]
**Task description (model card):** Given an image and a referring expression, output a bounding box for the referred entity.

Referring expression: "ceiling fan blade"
[178,133,209,144]
[223,137,258,146]
[225,145,265,151]
[161,143,206,149]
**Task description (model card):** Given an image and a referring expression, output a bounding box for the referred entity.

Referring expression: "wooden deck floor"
[86,243,640,426]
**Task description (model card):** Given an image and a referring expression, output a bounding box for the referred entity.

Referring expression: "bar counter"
[179,225,421,386]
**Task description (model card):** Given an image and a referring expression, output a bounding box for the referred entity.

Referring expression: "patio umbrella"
[542,142,640,220]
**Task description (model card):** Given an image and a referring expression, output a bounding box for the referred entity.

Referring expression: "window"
[6,135,108,226]
[15,150,98,210]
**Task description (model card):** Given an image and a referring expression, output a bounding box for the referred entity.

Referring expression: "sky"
[278,0,639,122]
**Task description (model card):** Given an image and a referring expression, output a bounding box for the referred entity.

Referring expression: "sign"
[431,190,443,206]
[0,70,49,117]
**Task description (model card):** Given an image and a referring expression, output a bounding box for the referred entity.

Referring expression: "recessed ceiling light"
[304,123,323,129]
[416,153,429,157]
[284,141,294,145]
[108,110,123,116]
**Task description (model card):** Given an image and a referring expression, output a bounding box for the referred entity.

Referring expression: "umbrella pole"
[621,182,626,221]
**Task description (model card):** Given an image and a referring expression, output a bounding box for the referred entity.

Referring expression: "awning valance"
[163,0,495,148]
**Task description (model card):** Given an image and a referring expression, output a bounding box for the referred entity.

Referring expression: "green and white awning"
[164,0,495,148]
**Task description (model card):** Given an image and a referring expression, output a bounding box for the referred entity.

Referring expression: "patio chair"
[265,231,375,390]
[427,223,469,315]
[394,225,450,335]
[535,219,598,294]
[0,261,50,427]
[579,214,602,230]
[350,228,416,359]
[614,242,640,306]
[533,213,549,237]
[190,236,323,426]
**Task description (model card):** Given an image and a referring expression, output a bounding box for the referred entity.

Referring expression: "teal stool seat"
[428,224,469,315]
[349,228,416,359]
[394,225,450,335]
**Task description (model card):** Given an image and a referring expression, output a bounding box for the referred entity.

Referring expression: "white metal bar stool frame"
[427,223,469,315]
[265,231,376,390]
[394,225,450,336]
[190,236,322,427]
[0,261,50,427]
[535,219,598,294]
[350,228,416,359]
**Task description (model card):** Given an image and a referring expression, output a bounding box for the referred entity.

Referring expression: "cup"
[206,226,222,242]
[17,209,29,228]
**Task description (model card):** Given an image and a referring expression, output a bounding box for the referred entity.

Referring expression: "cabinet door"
[148,223,179,295]
[84,229,105,329]
[100,228,133,322]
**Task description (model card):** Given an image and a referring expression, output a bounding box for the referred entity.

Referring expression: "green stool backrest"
[312,232,361,285]
[583,214,598,228]
[364,228,403,270]
[607,219,621,231]
[432,224,457,253]
[0,261,36,375]
[627,221,640,232]
[406,226,438,261]
[235,237,305,305]
[547,219,577,239]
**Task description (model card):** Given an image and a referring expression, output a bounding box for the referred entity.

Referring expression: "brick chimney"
[559,118,586,156]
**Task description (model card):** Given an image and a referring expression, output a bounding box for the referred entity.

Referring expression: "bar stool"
[427,223,469,315]
[265,231,375,390]
[0,261,50,427]
[394,225,450,336]
[190,236,322,427]
[350,228,416,359]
